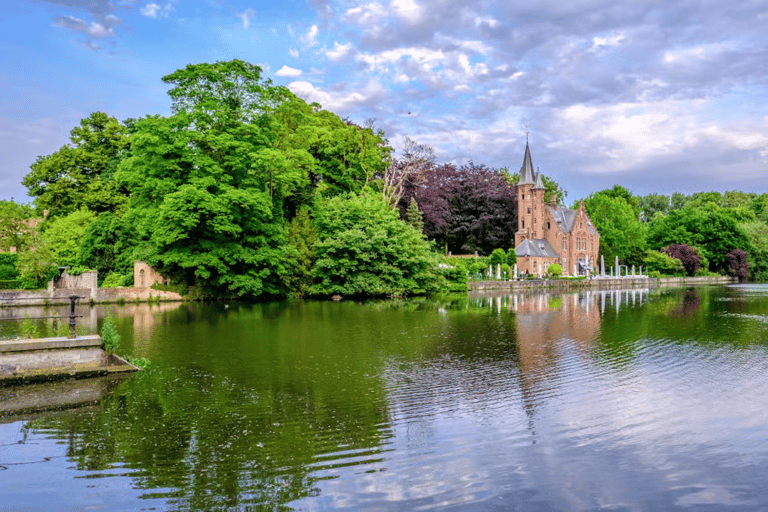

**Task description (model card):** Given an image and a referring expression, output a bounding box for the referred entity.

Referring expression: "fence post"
[68,295,79,338]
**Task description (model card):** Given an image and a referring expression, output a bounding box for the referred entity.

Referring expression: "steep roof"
[519,142,535,185]
[533,170,545,190]
[547,205,599,235]
[515,239,559,258]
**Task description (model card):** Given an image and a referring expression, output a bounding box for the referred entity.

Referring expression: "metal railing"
[0,295,84,338]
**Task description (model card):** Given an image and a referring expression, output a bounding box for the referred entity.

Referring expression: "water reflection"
[2,286,768,511]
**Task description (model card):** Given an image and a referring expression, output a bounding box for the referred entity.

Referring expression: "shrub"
[100,308,120,354]
[547,263,562,277]
[663,244,701,276]
[489,248,507,266]
[726,249,749,283]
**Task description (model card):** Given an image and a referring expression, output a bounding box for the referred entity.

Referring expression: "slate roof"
[515,239,560,258]
[533,170,545,190]
[519,142,535,185]
[547,206,598,235]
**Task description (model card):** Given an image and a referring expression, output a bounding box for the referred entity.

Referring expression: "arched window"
[140,269,145,287]
[562,237,566,252]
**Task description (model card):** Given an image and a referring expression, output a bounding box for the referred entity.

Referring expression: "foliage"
[0,253,19,281]
[646,208,751,274]
[507,248,517,267]
[117,62,300,298]
[739,221,768,281]
[100,308,120,354]
[583,189,646,264]
[0,200,37,251]
[101,272,128,288]
[402,163,517,255]
[41,208,96,267]
[726,249,749,283]
[78,212,135,279]
[663,244,701,276]
[21,314,40,339]
[15,234,58,287]
[638,193,670,221]
[283,207,316,296]
[405,197,424,234]
[311,190,438,297]
[641,250,684,276]
[547,263,562,276]
[434,264,468,292]
[489,248,507,267]
[273,96,390,206]
[22,112,130,217]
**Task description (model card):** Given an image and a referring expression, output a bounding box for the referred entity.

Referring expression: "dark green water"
[2,285,768,511]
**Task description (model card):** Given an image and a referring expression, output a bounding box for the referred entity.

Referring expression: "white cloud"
[54,15,117,39]
[287,80,387,112]
[289,47,299,58]
[552,99,768,173]
[237,8,256,30]
[662,43,733,64]
[275,65,303,77]
[140,3,160,18]
[391,0,423,22]
[302,25,319,46]
[325,42,354,61]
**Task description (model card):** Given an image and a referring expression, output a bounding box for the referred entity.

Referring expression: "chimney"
[549,195,557,207]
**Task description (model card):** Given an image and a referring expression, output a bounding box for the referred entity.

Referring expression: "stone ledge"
[0,334,102,353]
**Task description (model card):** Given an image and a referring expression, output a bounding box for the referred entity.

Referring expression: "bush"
[642,250,684,276]
[435,264,468,292]
[312,190,439,297]
[663,244,702,276]
[101,272,127,288]
[547,263,562,277]
[489,248,507,266]
[100,308,120,354]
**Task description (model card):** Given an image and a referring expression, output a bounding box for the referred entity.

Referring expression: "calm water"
[2,285,768,511]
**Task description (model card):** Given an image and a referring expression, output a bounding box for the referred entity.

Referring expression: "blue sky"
[2,0,767,203]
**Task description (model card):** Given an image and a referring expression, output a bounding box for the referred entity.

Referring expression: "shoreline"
[468,275,737,292]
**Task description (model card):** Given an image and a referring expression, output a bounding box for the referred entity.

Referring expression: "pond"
[2,285,768,511]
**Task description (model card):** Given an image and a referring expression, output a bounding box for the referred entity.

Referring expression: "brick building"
[514,143,600,276]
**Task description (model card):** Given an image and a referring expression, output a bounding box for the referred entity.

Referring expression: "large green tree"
[117,62,298,297]
[42,208,96,267]
[23,112,130,217]
[312,189,438,297]
[646,207,751,274]
[583,189,646,264]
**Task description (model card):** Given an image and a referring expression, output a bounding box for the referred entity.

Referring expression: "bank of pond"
[1,284,768,511]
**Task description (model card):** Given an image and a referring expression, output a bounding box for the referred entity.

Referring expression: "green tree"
[646,208,751,274]
[638,193,669,222]
[117,61,305,297]
[78,212,135,280]
[507,248,517,267]
[641,250,684,276]
[22,112,130,217]
[15,233,58,286]
[0,200,36,251]
[489,248,507,267]
[405,197,424,233]
[42,208,96,267]
[311,189,438,297]
[739,221,768,281]
[283,207,316,296]
[583,190,646,263]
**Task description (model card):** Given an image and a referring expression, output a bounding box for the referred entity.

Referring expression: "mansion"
[514,144,600,276]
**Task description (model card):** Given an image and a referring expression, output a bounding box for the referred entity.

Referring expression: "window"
[562,238,566,252]
[547,222,550,229]
[527,207,531,214]
[522,220,525,228]
[140,269,145,287]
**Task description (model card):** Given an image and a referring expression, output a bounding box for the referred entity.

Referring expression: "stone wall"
[134,261,168,288]
[49,270,98,292]
[0,286,183,307]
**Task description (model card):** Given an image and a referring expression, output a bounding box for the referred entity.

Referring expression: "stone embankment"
[469,275,737,292]
[0,287,183,307]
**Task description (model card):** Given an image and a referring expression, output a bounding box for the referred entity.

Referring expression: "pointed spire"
[519,141,535,185]
[534,168,545,190]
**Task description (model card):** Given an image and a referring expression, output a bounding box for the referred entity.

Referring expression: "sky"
[2,0,767,204]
